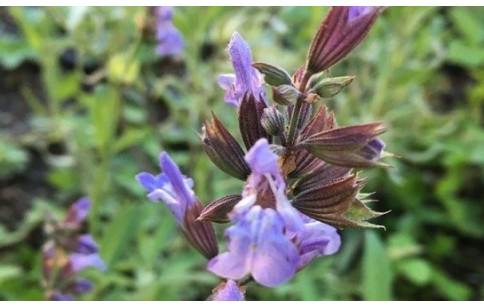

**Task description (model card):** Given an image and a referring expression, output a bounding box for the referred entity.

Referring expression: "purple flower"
[217,32,267,107]
[74,279,94,294]
[69,253,107,273]
[208,206,299,287]
[208,139,341,287]
[76,234,99,254]
[357,138,385,161]
[241,139,304,232]
[347,6,374,22]
[51,292,74,301]
[136,152,218,259]
[64,197,90,226]
[136,152,195,226]
[43,197,107,301]
[212,280,245,301]
[294,218,341,269]
[306,6,384,72]
[155,7,184,57]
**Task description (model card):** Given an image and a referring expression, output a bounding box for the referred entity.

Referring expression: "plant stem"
[285,72,312,149]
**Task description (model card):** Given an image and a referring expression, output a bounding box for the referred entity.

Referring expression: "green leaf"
[108,53,140,84]
[0,140,29,177]
[431,268,471,300]
[0,35,37,69]
[447,40,484,67]
[0,265,22,284]
[397,258,432,286]
[113,128,149,154]
[362,231,393,300]
[100,203,141,266]
[449,7,484,44]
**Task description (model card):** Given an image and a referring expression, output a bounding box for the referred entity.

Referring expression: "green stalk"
[285,72,312,149]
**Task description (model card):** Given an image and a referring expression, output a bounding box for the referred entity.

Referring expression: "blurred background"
[0,7,483,300]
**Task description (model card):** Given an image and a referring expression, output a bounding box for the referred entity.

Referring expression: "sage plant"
[155,7,184,56]
[42,198,106,300]
[137,6,387,300]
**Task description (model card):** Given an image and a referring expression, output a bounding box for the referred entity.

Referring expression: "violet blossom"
[211,280,245,301]
[208,139,341,287]
[155,7,184,57]
[42,198,106,301]
[217,32,267,107]
[136,152,218,259]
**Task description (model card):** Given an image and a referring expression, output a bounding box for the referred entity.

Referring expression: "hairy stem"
[286,72,312,148]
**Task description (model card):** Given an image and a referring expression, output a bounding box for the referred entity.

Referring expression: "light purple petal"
[69,253,107,273]
[75,279,94,294]
[51,292,74,301]
[250,209,299,287]
[231,194,256,219]
[358,138,385,161]
[243,139,303,232]
[64,197,90,225]
[207,212,253,280]
[228,32,261,96]
[135,172,169,193]
[244,139,284,186]
[217,74,237,90]
[208,206,299,287]
[160,152,195,208]
[212,280,245,301]
[273,185,304,232]
[348,6,374,22]
[155,7,184,57]
[156,6,173,22]
[156,26,184,57]
[297,220,341,269]
[217,74,238,107]
[76,234,99,254]
[219,32,266,107]
[136,152,196,226]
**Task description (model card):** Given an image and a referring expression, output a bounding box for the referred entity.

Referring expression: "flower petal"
[244,138,283,186]
[69,253,107,273]
[297,220,341,269]
[209,206,299,287]
[217,74,238,107]
[348,6,374,22]
[64,197,90,225]
[75,279,94,294]
[212,280,245,301]
[155,7,184,57]
[76,234,99,254]
[219,32,266,107]
[160,152,195,208]
[251,208,299,287]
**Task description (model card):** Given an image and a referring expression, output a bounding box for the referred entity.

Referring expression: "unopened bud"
[273,84,301,106]
[253,62,292,86]
[261,107,286,137]
[308,75,355,98]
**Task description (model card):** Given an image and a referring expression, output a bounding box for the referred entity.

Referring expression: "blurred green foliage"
[0,7,483,300]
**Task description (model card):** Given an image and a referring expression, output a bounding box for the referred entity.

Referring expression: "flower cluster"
[42,198,107,301]
[137,6,387,300]
[154,7,184,57]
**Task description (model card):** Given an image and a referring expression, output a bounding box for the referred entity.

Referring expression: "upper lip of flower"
[217,32,267,107]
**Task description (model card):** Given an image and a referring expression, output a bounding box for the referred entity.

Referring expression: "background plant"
[0,7,483,300]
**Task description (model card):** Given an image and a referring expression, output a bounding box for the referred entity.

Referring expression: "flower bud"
[261,107,286,137]
[253,62,292,86]
[308,75,355,98]
[273,84,301,106]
